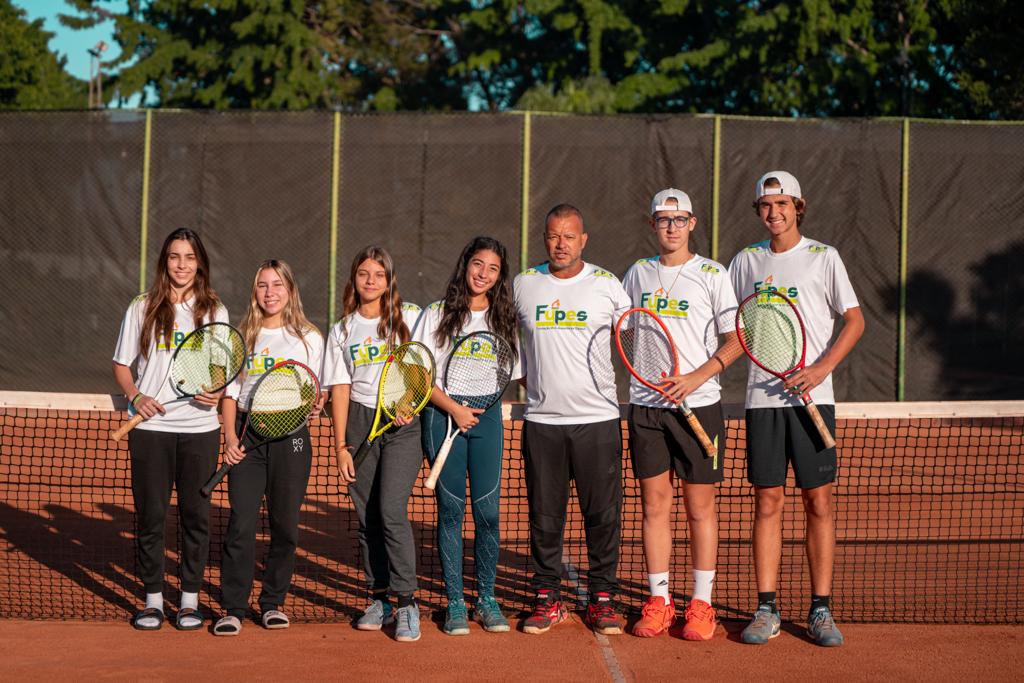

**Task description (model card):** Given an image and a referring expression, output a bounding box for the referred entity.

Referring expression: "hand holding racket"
[200,360,321,497]
[425,331,514,490]
[615,308,718,459]
[350,341,435,474]
[111,322,245,441]
[735,290,836,449]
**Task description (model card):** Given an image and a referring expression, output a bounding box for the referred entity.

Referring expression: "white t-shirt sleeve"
[825,249,860,316]
[322,321,352,388]
[713,265,740,334]
[112,296,144,366]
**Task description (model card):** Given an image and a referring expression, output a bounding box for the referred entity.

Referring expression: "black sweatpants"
[220,414,313,618]
[128,427,220,594]
[522,419,622,596]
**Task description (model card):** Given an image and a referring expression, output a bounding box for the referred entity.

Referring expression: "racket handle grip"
[111,413,145,442]
[425,438,455,490]
[351,440,372,472]
[804,401,836,449]
[682,407,718,459]
[200,462,231,498]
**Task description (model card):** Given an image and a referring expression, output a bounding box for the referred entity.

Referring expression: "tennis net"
[1,392,1021,623]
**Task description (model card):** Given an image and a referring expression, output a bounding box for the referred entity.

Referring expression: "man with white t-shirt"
[729,171,864,647]
[622,189,741,641]
[514,204,631,636]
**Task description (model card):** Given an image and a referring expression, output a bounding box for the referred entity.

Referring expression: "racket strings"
[738,300,803,374]
[620,313,675,385]
[444,334,515,410]
[170,325,245,395]
[381,343,435,418]
[249,365,318,438]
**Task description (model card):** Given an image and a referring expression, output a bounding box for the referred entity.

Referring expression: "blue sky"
[13,0,125,81]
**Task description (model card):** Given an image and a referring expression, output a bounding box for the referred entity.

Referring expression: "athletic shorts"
[627,403,725,484]
[745,405,837,489]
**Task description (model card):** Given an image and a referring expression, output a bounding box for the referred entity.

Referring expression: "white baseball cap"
[650,188,692,214]
[755,171,802,201]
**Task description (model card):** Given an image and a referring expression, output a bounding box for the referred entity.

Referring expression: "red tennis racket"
[615,307,718,459]
[735,290,836,449]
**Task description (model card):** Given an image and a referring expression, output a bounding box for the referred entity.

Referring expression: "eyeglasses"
[654,215,693,229]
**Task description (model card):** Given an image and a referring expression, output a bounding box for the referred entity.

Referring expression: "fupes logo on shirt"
[246,347,286,374]
[752,275,799,303]
[350,337,389,367]
[640,289,689,318]
[157,321,186,351]
[453,337,498,360]
[535,299,588,328]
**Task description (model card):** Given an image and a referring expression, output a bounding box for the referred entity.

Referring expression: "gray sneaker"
[475,596,510,633]
[444,599,470,636]
[395,604,421,642]
[807,606,844,647]
[741,605,781,644]
[354,599,395,631]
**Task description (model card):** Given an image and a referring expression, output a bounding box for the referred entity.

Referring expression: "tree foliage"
[0,0,85,109]
[56,0,1023,118]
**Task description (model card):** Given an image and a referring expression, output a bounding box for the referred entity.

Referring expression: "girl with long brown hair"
[323,246,424,642]
[212,259,325,636]
[112,227,227,631]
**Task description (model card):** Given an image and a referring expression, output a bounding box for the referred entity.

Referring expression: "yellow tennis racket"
[351,341,435,470]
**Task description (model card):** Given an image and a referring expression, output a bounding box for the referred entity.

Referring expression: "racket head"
[246,360,321,440]
[442,331,515,411]
[168,322,246,397]
[735,290,807,378]
[380,341,436,421]
[615,307,680,394]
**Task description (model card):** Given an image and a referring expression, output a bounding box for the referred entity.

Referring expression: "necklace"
[656,258,685,296]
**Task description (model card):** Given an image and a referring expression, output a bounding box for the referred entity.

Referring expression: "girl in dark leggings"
[413,236,519,635]
[213,259,324,636]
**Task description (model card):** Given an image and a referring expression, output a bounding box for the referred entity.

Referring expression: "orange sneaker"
[682,599,717,641]
[632,596,676,637]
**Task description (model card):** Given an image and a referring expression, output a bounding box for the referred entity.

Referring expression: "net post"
[138,109,153,293]
[711,115,722,262]
[518,112,532,402]
[328,112,342,327]
[898,118,910,401]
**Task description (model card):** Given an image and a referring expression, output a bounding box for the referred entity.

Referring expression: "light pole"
[88,41,108,109]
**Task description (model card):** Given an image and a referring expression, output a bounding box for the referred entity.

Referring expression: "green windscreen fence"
[0,111,1021,402]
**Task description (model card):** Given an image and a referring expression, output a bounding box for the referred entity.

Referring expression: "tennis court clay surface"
[1,616,1020,681]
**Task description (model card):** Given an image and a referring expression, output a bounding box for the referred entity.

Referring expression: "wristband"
[129,393,142,407]
[337,444,352,451]
[712,356,726,372]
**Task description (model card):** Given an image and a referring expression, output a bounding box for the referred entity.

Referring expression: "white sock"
[692,569,715,604]
[648,572,670,602]
[145,592,164,611]
[180,591,198,611]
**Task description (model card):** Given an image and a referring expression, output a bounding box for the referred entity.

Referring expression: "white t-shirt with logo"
[728,236,859,408]
[514,262,631,425]
[322,303,423,409]
[228,326,325,407]
[413,301,523,389]
[621,254,738,408]
[112,295,229,434]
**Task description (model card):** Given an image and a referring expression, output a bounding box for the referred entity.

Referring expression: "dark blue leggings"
[422,402,503,602]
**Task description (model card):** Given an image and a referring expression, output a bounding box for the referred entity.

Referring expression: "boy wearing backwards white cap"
[728,171,864,647]
[622,189,742,640]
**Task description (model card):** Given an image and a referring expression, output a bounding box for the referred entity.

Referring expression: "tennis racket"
[615,307,718,459]
[111,322,245,441]
[200,359,321,497]
[424,331,515,490]
[351,341,435,471]
[735,290,836,449]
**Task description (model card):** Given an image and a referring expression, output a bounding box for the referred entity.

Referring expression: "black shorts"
[628,403,725,484]
[745,406,837,489]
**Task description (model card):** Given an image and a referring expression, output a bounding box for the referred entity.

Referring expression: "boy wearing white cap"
[728,172,864,647]
[621,189,741,640]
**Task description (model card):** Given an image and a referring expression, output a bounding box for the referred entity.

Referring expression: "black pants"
[220,415,313,618]
[128,428,220,594]
[522,419,622,596]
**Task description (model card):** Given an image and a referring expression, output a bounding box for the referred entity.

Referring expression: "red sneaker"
[682,598,717,641]
[632,596,676,637]
[585,592,623,635]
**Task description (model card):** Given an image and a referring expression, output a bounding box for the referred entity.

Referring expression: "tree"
[0,0,86,109]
